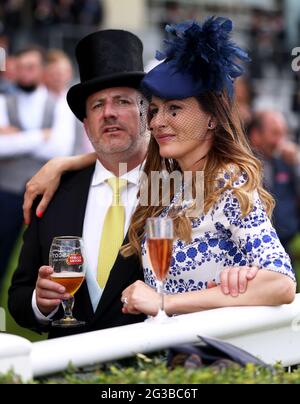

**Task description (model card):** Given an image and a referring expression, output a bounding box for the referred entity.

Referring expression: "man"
[247,110,300,251]
[0,46,75,291]
[8,30,148,338]
[43,49,73,98]
[43,49,91,154]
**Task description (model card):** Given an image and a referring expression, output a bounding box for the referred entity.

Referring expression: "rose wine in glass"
[147,238,173,282]
[49,236,86,328]
[146,217,173,320]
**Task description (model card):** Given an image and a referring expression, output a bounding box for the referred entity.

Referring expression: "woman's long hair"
[122,91,274,259]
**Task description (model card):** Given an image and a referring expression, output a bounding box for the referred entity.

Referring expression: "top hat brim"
[67,71,145,121]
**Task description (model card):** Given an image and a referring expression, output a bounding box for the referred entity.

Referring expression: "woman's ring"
[122,297,128,305]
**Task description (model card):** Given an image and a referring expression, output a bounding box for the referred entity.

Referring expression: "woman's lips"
[156,134,175,143]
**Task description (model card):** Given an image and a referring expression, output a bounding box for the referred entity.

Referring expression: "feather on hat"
[141,17,250,99]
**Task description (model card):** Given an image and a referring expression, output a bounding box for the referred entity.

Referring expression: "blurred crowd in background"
[0,0,300,294]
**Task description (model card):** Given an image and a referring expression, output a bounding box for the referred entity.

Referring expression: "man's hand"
[207,266,259,297]
[23,157,66,225]
[36,266,70,315]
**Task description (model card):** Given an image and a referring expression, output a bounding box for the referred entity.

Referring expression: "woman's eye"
[169,104,181,112]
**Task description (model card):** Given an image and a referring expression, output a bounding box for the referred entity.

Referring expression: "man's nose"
[103,102,118,119]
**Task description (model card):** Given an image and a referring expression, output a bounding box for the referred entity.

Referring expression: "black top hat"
[67,29,145,121]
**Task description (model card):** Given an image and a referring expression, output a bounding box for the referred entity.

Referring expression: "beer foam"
[51,272,84,278]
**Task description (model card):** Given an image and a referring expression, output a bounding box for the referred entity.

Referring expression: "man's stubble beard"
[89,130,145,161]
[91,134,133,155]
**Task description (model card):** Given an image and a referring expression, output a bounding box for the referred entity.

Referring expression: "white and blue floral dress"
[142,173,296,293]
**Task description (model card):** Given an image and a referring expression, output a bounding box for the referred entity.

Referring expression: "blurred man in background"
[44,49,73,98]
[44,48,90,153]
[248,110,300,252]
[0,45,76,290]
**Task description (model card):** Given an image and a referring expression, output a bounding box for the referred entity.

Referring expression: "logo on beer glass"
[66,253,84,265]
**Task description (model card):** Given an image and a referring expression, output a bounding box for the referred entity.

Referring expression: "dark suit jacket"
[8,165,146,338]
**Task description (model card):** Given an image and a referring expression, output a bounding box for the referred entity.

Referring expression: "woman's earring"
[208,121,214,129]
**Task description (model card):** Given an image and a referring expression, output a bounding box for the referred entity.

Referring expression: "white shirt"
[0,87,76,158]
[32,159,142,322]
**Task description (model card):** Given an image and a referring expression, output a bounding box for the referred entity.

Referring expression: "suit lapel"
[59,165,95,235]
[58,165,96,318]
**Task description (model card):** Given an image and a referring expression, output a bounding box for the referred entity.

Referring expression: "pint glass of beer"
[49,236,86,328]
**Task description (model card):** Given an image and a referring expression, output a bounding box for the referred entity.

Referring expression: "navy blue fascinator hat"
[141,17,250,100]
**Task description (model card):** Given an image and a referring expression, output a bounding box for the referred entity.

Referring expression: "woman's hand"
[121,267,260,316]
[23,157,67,225]
[207,266,259,297]
[23,153,97,224]
[121,280,160,316]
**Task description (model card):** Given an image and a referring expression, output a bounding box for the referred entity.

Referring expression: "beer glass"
[49,236,86,328]
[146,217,173,320]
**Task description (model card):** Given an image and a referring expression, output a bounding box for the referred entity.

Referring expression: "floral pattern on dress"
[142,172,295,294]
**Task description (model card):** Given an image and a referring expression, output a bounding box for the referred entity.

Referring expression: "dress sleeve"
[222,187,296,282]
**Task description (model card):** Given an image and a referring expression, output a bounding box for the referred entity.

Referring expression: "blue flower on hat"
[142,17,250,100]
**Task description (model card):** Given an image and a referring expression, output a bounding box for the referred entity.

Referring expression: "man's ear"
[83,118,89,135]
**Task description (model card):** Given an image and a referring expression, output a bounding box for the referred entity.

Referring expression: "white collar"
[17,85,47,98]
[91,159,144,187]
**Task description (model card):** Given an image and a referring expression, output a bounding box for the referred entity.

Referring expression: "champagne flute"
[146,217,173,320]
[49,236,86,328]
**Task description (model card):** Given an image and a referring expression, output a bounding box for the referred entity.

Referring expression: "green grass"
[289,234,300,287]
[40,361,299,384]
[1,356,300,384]
[0,230,47,342]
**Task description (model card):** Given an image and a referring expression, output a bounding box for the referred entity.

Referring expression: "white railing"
[1,294,300,382]
[0,333,32,381]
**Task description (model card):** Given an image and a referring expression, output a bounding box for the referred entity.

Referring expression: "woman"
[23,17,296,316]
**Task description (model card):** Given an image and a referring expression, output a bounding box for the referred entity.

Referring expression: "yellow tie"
[97,177,127,288]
